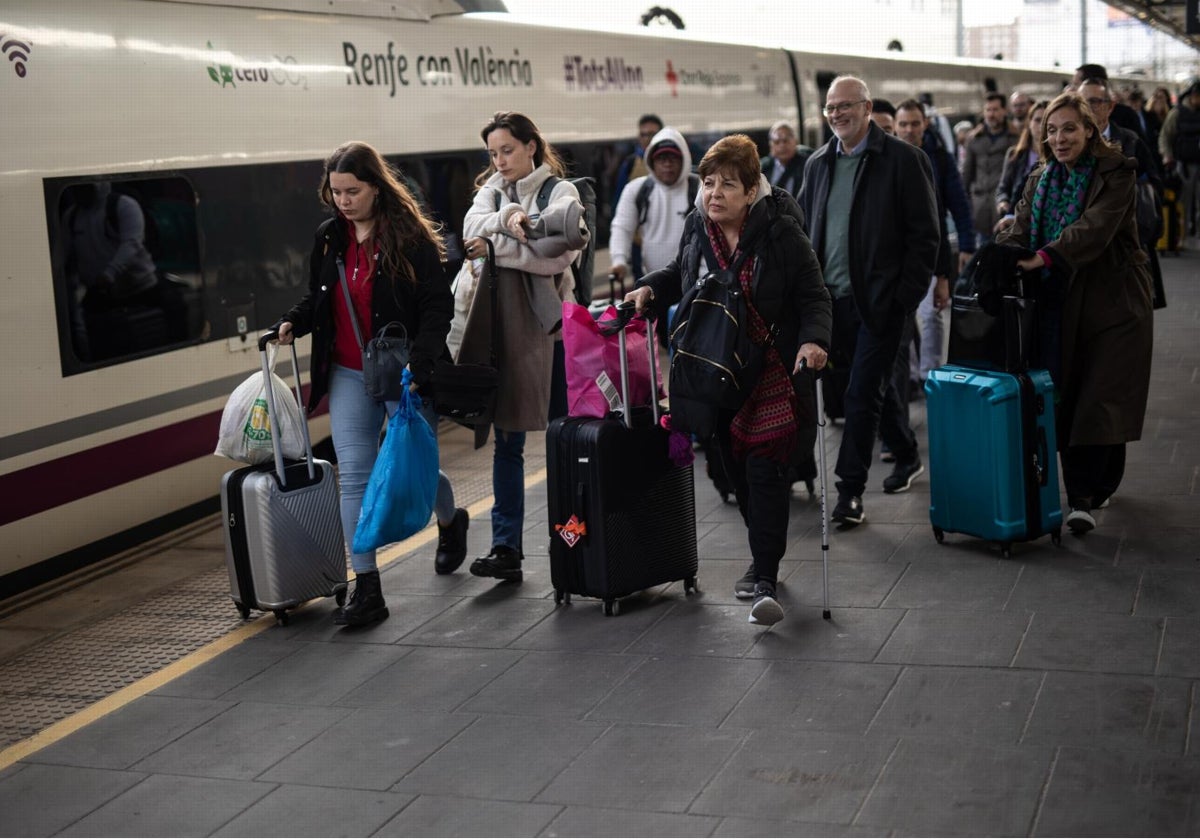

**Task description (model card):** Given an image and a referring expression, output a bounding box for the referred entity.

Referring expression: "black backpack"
[635,173,700,227]
[667,224,774,436]
[492,176,597,306]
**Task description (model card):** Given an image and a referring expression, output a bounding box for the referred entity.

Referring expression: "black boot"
[434,508,470,575]
[333,571,389,626]
[468,546,523,582]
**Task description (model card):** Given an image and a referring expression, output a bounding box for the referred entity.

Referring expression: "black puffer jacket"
[281,217,453,412]
[638,181,832,377]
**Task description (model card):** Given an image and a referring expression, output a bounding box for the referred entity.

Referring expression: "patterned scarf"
[1030,154,1095,256]
[704,217,797,463]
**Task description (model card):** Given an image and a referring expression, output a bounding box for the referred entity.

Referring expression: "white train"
[0,0,1152,594]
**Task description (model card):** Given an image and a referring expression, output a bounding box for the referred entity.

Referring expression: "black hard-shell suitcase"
[546,305,698,615]
[220,334,348,624]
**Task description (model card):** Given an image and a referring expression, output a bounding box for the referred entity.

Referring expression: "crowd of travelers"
[273,63,1193,629]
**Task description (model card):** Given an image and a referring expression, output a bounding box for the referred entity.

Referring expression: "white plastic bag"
[446,258,481,362]
[214,346,306,464]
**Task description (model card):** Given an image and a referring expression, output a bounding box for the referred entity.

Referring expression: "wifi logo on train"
[1,34,30,78]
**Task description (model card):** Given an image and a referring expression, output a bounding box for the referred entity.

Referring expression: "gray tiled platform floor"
[1,251,1198,836]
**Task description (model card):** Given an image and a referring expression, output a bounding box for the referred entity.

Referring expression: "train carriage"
[0,0,1154,594]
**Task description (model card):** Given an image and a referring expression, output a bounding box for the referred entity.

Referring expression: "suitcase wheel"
[999,542,1012,559]
[335,588,348,607]
[932,527,944,544]
[1051,529,1062,547]
[684,576,698,595]
[554,589,564,606]
[603,599,619,617]
[273,609,290,626]
[235,602,251,621]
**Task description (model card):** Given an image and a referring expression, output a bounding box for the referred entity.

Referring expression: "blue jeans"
[491,428,526,553]
[831,297,919,500]
[329,365,455,574]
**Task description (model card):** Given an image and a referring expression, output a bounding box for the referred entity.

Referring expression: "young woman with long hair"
[276,140,464,626]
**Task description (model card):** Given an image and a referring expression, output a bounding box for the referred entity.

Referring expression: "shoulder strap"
[335,256,366,351]
[104,191,122,240]
[535,176,560,212]
[635,178,654,226]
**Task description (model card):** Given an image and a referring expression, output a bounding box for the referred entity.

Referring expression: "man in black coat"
[1080,77,1166,308]
[797,76,940,526]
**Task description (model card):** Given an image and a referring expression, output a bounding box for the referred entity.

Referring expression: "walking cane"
[801,359,833,621]
[815,370,832,621]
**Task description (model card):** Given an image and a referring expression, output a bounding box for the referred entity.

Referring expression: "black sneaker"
[734,563,756,599]
[882,457,924,494]
[748,581,784,626]
[469,545,524,582]
[434,508,470,575]
[831,495,865,525]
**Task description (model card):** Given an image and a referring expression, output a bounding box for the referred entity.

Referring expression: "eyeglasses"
[823,99,867,117]
[1084,97,1110,109]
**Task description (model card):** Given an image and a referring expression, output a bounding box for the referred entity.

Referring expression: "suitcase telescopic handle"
[257,330,317,486]
[602,301,659,429]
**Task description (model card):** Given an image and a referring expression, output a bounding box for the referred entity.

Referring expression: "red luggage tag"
[555,514,587,548]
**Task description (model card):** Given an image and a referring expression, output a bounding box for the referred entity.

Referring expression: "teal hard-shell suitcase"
[925,365,1063,556]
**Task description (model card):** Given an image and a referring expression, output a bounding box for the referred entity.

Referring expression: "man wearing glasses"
[1078,77,1165,307]
[797,76,940,526]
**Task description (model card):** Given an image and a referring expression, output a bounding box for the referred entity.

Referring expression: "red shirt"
[332,220,375,370]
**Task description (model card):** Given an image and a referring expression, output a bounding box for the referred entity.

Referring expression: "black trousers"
[711,422,792,586]
[831,297,919,499]
[1061,443,1126,511]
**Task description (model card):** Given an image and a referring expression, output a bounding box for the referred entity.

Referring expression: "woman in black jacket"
[277,141,462,627]
[626,134,832,627]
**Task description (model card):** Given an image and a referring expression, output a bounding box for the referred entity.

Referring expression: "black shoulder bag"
[337,256,410,402]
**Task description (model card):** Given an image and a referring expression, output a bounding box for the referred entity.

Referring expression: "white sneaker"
[748,583,784,626]
[1067,508,1096,533]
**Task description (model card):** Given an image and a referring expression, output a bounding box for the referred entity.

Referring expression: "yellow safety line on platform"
[0,469,546,771]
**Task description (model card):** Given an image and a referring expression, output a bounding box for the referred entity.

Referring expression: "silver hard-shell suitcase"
[220,333,348,624]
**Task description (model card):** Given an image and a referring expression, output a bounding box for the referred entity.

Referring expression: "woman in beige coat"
[998,91,1154,534]
[459,111,587,581]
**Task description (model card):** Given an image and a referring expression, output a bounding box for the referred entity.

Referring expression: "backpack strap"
[535,176,560,213]
[103,190,122,241]
[635,178,654,227]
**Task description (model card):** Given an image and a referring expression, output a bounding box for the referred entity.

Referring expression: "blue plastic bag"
[352,370,439,554]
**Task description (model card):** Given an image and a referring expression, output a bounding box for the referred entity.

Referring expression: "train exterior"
[0,0,1145,595]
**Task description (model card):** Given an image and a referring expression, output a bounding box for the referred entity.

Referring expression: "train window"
[49,177,205,374]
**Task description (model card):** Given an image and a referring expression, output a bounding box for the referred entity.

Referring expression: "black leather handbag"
[947,244,1036,374]
[337,257,411,402]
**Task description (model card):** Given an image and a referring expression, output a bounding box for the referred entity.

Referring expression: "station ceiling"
[1105,0,1199,52]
